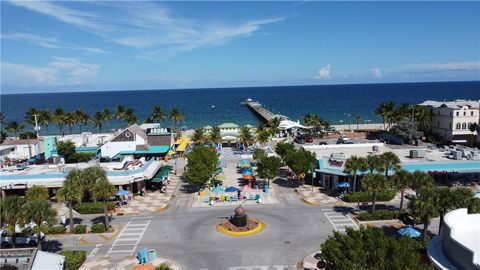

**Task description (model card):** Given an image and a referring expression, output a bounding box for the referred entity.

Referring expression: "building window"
[438,121,440,127]
[472,111,474,116]
[450,112,452,116]
[456,123,461,130]
[456,111,459,116]
[464,111,466,116]
[462,123,467,130]
[449,123,452,129]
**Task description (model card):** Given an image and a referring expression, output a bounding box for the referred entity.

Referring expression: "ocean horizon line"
[2,79,479,96]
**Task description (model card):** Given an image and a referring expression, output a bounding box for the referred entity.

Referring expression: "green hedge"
[156,263,172,270]
[47,225,66,234]
[59,250,87,270]
[90,223,106,233]
[73,202,114,214]
[344,191,396,203]
[357,210,407,221]
[74,224,87,234]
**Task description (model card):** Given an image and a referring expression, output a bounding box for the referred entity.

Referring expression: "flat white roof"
[444,208,480,264]
[420,99,480,109]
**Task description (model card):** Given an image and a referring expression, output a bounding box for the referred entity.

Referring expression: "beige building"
[420,100,479,143]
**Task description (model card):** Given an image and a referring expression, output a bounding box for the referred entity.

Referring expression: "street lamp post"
[344,113,351,131]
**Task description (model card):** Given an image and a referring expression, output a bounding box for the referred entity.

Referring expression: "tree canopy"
[274,141,295,160]
[284,149,317,179]
[321,227,430,270]
[185,146,218,189]
[256,156,281,187]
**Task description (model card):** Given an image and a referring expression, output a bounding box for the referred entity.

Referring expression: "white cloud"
[1,32,109,54]
[372,68,382,78]
[403,62,480,72]
[9,1,284,60]
[314,64,331,80]
[1,58,100,87]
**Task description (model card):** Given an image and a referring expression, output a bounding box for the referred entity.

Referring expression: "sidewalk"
[300,250,324,270]
[80,256,183,270]
[118,173,180,215]
[296,185,342,206]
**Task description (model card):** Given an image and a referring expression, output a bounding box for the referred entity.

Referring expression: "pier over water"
[242,99,287,122]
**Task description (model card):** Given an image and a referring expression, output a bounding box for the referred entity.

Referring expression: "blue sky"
[1,1,479,94]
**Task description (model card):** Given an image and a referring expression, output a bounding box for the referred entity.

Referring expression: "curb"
[300,197,322,206]
[216,219,266,237]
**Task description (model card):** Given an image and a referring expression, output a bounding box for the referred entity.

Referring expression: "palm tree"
[102,108,113,130]
[83,166,108,202]
[469,122,478,146]
[25,186,49,201]
[151,105,166,123]
[391,170,411,211]
[209,126,222,146]
[57,169,84,233]
[409,187,438,241]
[267,117,281,136]
[53,108,65,135]
[6,121,25,137]
[22,200,56,247]
[365,154,384,174]
[115,105,126,122]
[124,107,137,125]
[413,105,431,131]
[362,173,389,212]
[355,115,362,130]
[410,171,434,191]
[0,112,5,126]
[256,129,270,148]
[38,110,51,135]
[437,187,473,233]
[192,128,205,145]
[24,108,40,128]
[74,110,89,132]
[343,156,365,193]
[1,196,25,247]
[92,111,104,133]
[92,178,115,230]
[381,151,401,178]
[375,102,395,130]
[239,126,254,152]
[64,112,76,134]
[170,107,185,128]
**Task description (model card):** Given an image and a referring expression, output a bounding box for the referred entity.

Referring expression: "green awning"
[118,145,170,155]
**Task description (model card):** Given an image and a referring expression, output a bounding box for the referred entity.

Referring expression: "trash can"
[148,249,157,262]
[136,248,149,264]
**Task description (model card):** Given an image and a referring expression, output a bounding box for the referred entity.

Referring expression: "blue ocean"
[1,81,479,133]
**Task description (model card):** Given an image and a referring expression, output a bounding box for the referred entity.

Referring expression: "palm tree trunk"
[12,229,16,248]
[439,212,444,234]
[399,190,405,211]
[422,221,429,241]
[69,201,74,233]
[104,200,110,231]
[352,174,357,193]
[37,231,41,247]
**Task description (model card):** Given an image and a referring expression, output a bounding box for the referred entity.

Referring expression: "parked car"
[318,141,328,145]
[0,229,41,248]
[294,136,306,144]
[305,136,313,143]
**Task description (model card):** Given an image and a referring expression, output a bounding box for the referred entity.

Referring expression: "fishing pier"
[242,99,287,122]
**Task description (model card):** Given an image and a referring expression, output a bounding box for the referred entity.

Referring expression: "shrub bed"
[47,225,66,234]
[344,191,396,203]
[73,202,115,214]
[59,250,87,270]
[357,210,407,221]
[156,263,172,270]
[74,224,87,234]
[90,223,106,233]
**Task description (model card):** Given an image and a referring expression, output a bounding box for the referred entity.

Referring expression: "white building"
[427,208,480,270]
[0,139,44,160]
[420,100,480,144]
[98,124,148,158]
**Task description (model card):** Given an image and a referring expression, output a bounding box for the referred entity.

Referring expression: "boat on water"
[211,105,215,109]
[240,98,253,105]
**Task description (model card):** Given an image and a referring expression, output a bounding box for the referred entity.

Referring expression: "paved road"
[129,182,334,270]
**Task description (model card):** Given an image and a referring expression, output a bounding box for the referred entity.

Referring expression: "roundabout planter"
[216,206,266,237]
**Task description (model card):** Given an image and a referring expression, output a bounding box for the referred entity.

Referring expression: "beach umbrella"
[225,186,239,192]
[115,189,130,196]
[239,163,251,169]
[215,175,226,181]
[243,175,253,180]
[212,186,224,193]
[337,182,351,188]
[397,226,421,238]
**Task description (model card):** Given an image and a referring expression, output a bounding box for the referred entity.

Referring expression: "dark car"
[319,141,328,145]
[294,136,306,144]
[305,136,313,143]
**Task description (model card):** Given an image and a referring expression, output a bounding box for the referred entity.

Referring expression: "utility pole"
[33,114,40,138]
